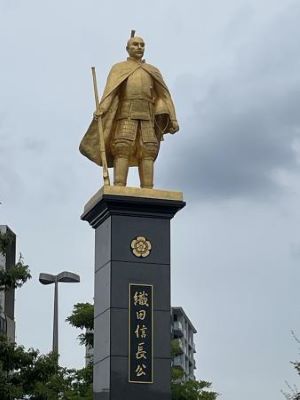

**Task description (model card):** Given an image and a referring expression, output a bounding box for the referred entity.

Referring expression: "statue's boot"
[139,159,154,189]
[114,157,129,186]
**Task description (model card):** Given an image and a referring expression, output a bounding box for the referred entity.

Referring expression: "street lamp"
[39,271,80,354]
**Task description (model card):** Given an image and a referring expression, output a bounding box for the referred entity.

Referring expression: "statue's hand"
[93,110,104,121]
[169,120,179,134]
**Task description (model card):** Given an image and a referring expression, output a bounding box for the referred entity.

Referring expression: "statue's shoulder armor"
[144,62,160,73]
[108,61,138,78]
[109,61,128,71]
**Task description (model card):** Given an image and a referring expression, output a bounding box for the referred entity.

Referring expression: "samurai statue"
[79,31,179,189]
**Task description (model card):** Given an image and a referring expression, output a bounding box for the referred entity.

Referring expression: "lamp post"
[39,271,80,354]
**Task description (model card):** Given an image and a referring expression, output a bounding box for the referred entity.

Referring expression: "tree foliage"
[0,254,31,291]
[0,336,93,400]
[282,332,300,400]
[0,230,14,256]
[0,231,31,291]
[171,380,218,400]
[66,303,94,347]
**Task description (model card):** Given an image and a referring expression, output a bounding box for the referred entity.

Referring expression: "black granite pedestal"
[81,187,185,400]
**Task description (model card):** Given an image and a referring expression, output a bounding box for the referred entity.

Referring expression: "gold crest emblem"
[131,236,152,258]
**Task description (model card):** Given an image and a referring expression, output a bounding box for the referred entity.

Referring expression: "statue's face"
[126,37,145,60]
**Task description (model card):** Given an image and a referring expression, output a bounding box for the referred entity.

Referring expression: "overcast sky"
[1,1,300,399]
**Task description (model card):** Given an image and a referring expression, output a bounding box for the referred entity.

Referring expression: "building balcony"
[173,355,184,368]
[188,338,196,353]
[173,321,184,338]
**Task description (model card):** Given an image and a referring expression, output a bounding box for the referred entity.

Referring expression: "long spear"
[91,67,110,186]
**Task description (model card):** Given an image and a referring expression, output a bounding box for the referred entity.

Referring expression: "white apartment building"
[171,306,197,381]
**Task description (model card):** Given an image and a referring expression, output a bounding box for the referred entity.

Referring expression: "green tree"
[171,380,218,400]
[0,335,93,400]
[0,336,62,399]
[66,302,94,347]
[68,364,93,399]
[282,332,300,400]
[0,230,12,255]
[0,230,31,291]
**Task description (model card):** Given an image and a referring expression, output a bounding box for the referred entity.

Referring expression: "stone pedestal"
[81,186,185,400]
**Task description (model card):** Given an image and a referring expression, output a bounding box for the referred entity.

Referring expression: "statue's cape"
[79,59,177,167]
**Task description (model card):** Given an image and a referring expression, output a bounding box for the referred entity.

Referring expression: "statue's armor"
[111,66,158,162]
[117,66,154,120]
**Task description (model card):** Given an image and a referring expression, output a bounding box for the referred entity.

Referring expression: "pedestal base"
[82,186,185,400]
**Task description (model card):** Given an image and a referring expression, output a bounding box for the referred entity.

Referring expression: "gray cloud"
[159,4,300,200]
[0,125,45,203]
[290,242,300,260]
[0,162,23,202]
[22,138,46,153]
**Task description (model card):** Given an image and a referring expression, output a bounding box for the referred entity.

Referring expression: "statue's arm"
[98,92,116,115]
[97,64,122,115]
[150,66,177,119]
[154,79,179,133]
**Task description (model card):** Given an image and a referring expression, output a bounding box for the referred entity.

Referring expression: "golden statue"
[79,31,179,189]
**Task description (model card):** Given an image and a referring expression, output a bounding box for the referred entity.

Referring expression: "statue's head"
[126,36,145,60]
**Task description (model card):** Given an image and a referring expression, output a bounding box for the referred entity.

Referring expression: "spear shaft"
[91,67,110,186]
